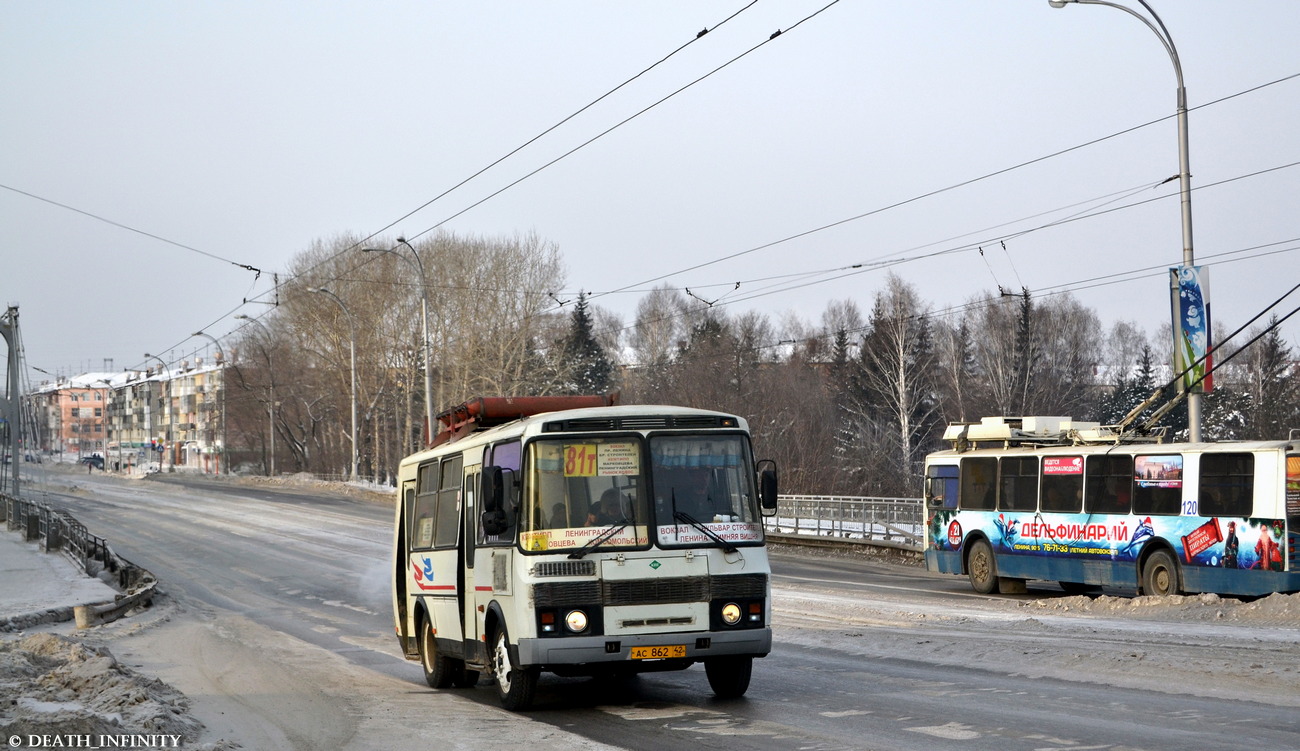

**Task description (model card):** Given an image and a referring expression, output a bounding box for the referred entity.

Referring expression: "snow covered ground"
[3,464,1297,747]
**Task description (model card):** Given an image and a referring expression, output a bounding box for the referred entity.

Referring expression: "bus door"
[412,456,465,646]
[462,465,482,650]
[394,477,416,654]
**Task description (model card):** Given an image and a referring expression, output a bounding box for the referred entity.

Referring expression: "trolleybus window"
[1041,456,1083,513]
[999,456,1039,512]
[1200,452,1253,517]
[1084,454,1132,514]
[1133,454,1183,515]
[925,464,959,509]
[959,457,997,510]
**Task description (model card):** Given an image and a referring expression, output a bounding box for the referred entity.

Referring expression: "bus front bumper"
[518,627,772,667]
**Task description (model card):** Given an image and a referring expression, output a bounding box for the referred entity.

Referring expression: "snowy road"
[28,469,1300,750]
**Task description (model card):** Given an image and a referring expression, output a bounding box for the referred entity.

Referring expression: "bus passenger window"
[1200,452,1253,517]
[412,461,439,549]
[959,457,997,511]
[1085,455,1132,514]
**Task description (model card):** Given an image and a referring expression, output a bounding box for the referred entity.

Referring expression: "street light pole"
[143,353,174,472]
[88,378,120,472]
[192,331,228,476]
[311,288,358,482]
[1048,0,1201,440]
[235,315,276,476]
[361,239,436,446]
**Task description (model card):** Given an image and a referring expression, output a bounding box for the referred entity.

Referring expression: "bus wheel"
[418,616,455,689]
[967,539,1000,594]
[1141,550,1180,596]
[491,627,538,711]
[704,655,753,699]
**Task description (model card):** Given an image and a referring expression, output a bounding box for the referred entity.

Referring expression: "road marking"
[907,722,980,740]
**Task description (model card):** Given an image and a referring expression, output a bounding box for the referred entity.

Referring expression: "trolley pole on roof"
[1048,0,1201,441]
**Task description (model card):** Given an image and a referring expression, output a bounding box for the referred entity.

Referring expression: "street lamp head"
[191,331,204,337]
[1048,0,1073,7]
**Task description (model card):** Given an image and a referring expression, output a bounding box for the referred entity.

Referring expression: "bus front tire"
[492,627,538,711]
[967,539,1000,594]
[418,616,455,689]
[1142,550,1180,596]
[704,655,753,699]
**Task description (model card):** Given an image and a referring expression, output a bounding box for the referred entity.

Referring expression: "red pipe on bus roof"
[429,393,620,448]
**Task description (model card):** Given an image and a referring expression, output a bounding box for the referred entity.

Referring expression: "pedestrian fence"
[1,491,156,627]
[765,494,925,550]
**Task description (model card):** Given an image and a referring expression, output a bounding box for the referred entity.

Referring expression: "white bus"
[391,396,778,710]
[924,416,1300,598]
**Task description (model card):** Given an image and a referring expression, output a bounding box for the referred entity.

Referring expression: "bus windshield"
[650,434,763,548]
[519,436,650,552]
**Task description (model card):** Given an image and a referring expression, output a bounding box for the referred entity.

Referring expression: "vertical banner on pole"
[1171,265,1213,393]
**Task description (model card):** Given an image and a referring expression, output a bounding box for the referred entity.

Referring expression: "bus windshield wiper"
[568,522,629,559]
[673,510,737,554]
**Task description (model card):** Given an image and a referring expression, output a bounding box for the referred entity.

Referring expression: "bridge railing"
[765,494,925,550]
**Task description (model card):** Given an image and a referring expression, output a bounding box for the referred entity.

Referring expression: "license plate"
[630,645,686,660]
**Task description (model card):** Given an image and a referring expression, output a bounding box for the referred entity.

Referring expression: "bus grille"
[533,573,768,607]
[710,573,768,599]
[534,581,601,607]
[533,560,596,578]
[604,576,710,605]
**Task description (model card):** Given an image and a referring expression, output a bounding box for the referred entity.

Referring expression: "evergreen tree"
[1244,316,1299,439]
[560,292,614,395]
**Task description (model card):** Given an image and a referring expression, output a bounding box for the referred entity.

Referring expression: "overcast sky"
[3,1,1298,384]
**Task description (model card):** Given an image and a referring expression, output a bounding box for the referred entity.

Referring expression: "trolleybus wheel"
[967,539,1000,594]
[492,626,538,711]
[1141,550,1180,596]
[704,655,753,699]
[418,615,455,689]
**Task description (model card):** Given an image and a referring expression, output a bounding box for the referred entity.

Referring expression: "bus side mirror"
[757,460,778,516]
[481,466,512,536]
[482,466,504,513]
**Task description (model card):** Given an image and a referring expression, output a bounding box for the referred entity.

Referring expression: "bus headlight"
[565,610,589,633]
[720,602,742,626]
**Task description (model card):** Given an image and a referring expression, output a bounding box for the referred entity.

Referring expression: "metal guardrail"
[2,491,155,626]
[765,494,925,550]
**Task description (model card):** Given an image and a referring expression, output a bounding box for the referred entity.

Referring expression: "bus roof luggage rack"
[432,394,620,447]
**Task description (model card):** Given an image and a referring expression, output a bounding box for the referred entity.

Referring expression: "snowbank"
[0,632,228,747]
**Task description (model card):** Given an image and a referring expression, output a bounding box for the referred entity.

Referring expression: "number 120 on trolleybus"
[391,396,778,710]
